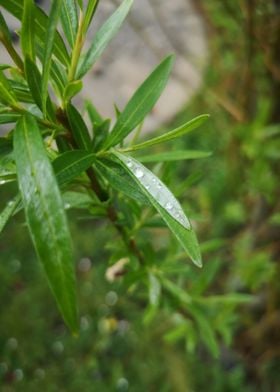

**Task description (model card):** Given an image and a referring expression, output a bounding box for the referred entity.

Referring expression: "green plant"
[0,0,210,334]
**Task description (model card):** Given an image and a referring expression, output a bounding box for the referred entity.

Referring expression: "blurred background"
[1,0,280,390]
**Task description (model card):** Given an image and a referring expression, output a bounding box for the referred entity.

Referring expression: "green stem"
[67,11,85,82]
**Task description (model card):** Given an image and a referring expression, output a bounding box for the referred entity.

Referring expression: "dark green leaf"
[25,57,43,110]
[21,0,35,61]
[66,103,91,149]
[14,114,78,333]
[137,150,212,163]
[61,0,78,48]
[95,158,149,204]
[53,150,96,185]
[77,0,133,78]
[113,152,202,266]
[125,115,210,152]
[103,55,174,149]
[41,0,63,115]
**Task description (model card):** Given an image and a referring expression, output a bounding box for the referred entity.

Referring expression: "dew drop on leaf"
[117,154,191,230]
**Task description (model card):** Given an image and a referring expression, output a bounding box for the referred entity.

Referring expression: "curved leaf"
[103,55,174,149]
[77,0,133,78]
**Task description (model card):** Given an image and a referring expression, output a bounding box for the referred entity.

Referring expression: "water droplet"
[64,203,71,209]
[116,377,129,391]
[34,368,45,379]
[7,337,18,350]
[134,168,144,178]
[145,184,150,190]
[152,178,156,183]
[166,202,173,210]
[14,368,24,381]
[157,182,162,189]
[52,341,64,355]
[105,291,118,306]
[80,316,90,331]
[8,200,14,207]
[127,160,133,168]
[78,257,92,273]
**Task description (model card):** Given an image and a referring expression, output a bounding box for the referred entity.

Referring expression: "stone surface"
[0,0,208,134]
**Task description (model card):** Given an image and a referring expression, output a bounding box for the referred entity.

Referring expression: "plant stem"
[67,11,85,82]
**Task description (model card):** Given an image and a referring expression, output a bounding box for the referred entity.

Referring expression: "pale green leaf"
[21,0,35,61]
[41,0,63,115]
[103,55,174,149]
[77,0,133,78]
[61,0,78,48]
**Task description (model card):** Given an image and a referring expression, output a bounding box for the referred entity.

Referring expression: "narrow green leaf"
[14,114,78,333]
[85,100,103,126]
[66,103,91,149]
[0,71,17,106]
[0,112,20,124]
[0,0,70,66]
[0,11,11,42]
[53,150,96,185]
[0,194,21,234]
[103,55,174,149]
[25,57,43,110]
[77,0,133,78]
[113,152,202,266]
[137,150,212,163]
[63,80,83,103]
[61,0,78,48]
[125,115,210,152]
[82,0,99,34]
[41,0,63,115]
[21,0,35,61]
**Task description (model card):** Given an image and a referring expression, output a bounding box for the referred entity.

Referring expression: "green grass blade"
[14,114,78,333]
[103,55,174,149]
[112,152,201,267]
[41,0,63,115]
[77,0,133,78]
[125,115,210,152]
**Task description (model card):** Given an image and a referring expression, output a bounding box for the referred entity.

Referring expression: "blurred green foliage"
[1,0,280,391]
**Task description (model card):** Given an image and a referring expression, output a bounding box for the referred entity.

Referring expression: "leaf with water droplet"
[112,152,202,267]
